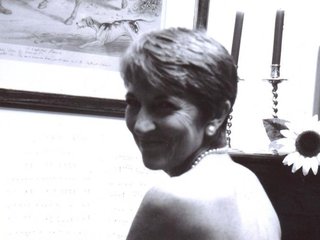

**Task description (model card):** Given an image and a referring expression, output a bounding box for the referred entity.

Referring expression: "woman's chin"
[142,155,166,171]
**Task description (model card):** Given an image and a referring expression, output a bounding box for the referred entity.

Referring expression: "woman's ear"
[205,100,231,136]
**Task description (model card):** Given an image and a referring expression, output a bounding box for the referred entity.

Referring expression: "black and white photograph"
[1,0,320,240]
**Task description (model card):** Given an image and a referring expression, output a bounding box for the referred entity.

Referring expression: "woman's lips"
[138,139,167,151]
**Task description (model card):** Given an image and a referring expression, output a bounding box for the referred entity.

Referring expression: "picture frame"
[0,0,210,118]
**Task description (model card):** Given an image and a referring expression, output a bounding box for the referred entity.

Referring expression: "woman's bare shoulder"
[127,186,224,240]
[127,182,240,240]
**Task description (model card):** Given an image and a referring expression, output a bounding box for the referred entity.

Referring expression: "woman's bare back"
[126,154,281,240]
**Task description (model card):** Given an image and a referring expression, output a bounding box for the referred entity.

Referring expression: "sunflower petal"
[282,155,290,165]
[314,123,320,134]
[310,157,319,175]
[312,115,319,125]
[302,159,311,176]
[270,138,296,153]
[282,154,294,166]
[280,130,296,139]
[283,152,297,166]
[285,122,302,135]
[310,115,320,130]
[317,154,320,165]
[291,155,303,173]
[278,141,296,153]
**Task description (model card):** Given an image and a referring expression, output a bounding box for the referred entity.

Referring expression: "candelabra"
[226,75,244,148]
[264,64,287,118]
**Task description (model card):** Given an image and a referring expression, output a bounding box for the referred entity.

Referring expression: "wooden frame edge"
[0,88,126,118]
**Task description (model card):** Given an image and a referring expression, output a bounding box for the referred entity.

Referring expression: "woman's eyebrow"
[154,94,171,101]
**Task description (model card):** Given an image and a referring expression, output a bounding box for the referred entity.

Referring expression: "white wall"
[0,108,167,239]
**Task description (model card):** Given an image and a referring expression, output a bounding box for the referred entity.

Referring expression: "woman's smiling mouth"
[138,139,168,151]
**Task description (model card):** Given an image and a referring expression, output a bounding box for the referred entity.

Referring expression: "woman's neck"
[167,143,227,177]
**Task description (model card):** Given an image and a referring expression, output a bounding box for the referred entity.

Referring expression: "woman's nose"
[133,108,156,134]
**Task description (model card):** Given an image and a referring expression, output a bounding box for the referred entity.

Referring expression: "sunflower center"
[295,130,320,157]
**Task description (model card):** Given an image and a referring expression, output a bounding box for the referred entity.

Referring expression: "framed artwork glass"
[0,0,209,117]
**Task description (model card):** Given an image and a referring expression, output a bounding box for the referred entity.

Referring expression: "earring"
[206,125,216,136]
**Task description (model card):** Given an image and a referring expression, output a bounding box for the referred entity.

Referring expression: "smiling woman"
[125,82,205,176]
[119,27,281,240]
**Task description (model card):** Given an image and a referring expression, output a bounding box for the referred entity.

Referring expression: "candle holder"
[263,64,287,118]
[226,109,233,148]
[226,74,243,148]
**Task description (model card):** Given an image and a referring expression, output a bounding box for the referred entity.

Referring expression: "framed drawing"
[0,0,164,70]
[0,0,210,118]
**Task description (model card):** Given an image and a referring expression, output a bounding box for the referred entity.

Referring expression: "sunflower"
[269,115,320,176]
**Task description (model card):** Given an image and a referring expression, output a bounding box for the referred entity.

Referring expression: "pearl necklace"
[192,146,229,168]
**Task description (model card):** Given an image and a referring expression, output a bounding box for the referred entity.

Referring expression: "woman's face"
[125,81,206,175]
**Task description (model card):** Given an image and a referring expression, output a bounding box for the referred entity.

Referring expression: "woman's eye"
[156,101,177,112]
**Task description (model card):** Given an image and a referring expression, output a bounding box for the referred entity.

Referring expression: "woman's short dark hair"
[120,27,238,123]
